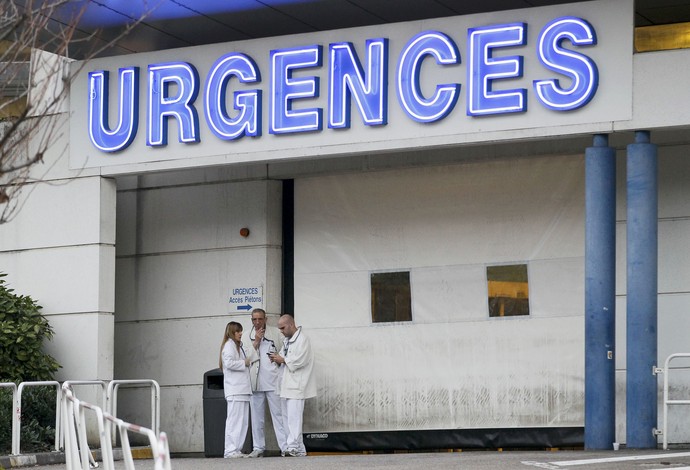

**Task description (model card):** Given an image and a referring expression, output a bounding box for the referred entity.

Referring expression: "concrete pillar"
[0,175,116,381]
[584,134,616,449]
[626,130,658,449]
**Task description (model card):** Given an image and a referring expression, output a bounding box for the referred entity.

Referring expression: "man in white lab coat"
[245,308,287,458]
[269,313,316,457]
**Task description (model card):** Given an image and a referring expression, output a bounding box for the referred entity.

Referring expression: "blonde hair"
[219,321,242,368]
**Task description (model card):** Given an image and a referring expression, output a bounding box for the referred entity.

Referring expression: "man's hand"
[253,327,265,349]
[269,353,285,365]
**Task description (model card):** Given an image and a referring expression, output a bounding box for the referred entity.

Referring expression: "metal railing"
[658,353,690,450]
[62,380,108,409]
[106,380,161,446]
[63,387,111,470]
[7,381,62,456]
[62,385,171,470]
[2,378,163,463]
[60,381,108,469]
[59,381,108,453]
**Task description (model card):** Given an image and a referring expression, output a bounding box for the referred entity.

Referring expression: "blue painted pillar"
[626,130,658,449]
[584,134,616,449]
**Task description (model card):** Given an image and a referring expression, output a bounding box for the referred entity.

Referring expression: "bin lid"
[203,368,225,398]
[204,367,223,378]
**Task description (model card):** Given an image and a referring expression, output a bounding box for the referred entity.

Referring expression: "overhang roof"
[34,0,690,59]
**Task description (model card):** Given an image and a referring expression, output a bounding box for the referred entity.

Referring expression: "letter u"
[88,67,139,153]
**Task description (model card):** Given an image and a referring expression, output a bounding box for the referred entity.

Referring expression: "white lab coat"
[278,327,317,400]
[247,325,282,391]
[246,325,288,452]
[221,340,251,457]
[222,341,252,397]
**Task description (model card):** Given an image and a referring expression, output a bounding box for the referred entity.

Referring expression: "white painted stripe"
[521,461,561,469]
[551,451,690,466]
[651,467,690,470]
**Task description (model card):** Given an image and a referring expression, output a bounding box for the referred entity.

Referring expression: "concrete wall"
[113,169,282,452]
[294,154,586,432]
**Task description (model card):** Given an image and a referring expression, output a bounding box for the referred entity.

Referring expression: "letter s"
[534,16,599,111]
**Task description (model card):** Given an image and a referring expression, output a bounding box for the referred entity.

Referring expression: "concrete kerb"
[10,448,690,470]
[0,451,65,469]
[0,447,153,469]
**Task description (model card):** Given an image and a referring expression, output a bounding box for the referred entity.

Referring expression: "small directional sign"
[228,286,263,313]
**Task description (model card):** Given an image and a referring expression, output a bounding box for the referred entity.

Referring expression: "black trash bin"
[203,368,226,457]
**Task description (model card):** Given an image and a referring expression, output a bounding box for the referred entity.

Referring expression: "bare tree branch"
[0,0,155,223]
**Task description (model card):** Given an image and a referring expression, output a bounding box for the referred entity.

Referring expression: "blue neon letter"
[467,23,527,116]
[147,62,200,146]
[270,46,323,134]
[328,39,388,128]
[534,17,599,111]
[88,67,139,153]
[396,31,460,123]
[205,53,262,140]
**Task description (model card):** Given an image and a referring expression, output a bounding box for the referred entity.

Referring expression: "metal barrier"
[658,353,690,450]
[106,380,161,446]
[60,380,107,468]
[62,380,108,408]
[63,385,171,470]
[59,381,107,451]
[63,387,111,470]
[106,408,171,470]
[3,378,162,461]
[13,381,61,456]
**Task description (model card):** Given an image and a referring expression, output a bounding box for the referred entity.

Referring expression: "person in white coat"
[269,314,316,457]
[219,321,252,458]
[245,308,287,458]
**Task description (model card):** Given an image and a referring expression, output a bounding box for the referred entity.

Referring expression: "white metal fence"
[16,381,62,455]
[63,384,170,470]
[107,379,161,447]
[0,379,169,469]
[657,353,690,450]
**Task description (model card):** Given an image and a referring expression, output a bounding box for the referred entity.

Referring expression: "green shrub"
[0,273,61,454]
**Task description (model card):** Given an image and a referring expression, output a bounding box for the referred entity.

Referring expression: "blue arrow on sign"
[237,304,253,311]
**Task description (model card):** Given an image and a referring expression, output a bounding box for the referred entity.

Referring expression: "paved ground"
[18,449,690,470]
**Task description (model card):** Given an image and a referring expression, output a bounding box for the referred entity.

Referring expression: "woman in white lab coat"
[219,321,252,458]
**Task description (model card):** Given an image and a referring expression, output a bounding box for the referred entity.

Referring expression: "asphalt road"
[20,449,690,470]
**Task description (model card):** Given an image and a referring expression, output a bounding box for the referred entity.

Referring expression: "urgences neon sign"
[88,16,598,153]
